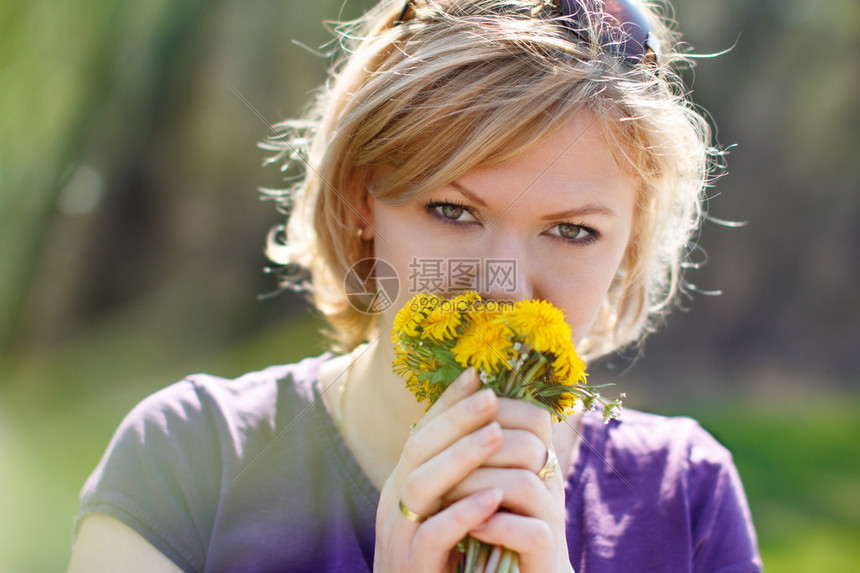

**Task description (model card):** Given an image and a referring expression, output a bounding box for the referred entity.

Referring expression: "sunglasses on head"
[395,0,661,66]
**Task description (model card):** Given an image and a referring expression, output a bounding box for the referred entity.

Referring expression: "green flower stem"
[520,354,547,390]
[464,536,480,573]
[502,365,518,395]
[415,344,433,359]
[497,548,517,573]
[476,543,490,571]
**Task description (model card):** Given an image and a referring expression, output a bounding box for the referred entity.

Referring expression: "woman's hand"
[375,367,503,572]
[446,397,574,573]
[373,368,574,573]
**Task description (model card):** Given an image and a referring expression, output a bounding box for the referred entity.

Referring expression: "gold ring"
[537,448,559,481]
[399,499,429,523]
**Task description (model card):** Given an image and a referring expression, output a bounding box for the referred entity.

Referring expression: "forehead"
[453,114,637,213]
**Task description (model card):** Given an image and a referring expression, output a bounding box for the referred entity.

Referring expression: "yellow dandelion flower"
[452,317,513,374]
[394,347,435,379]
[466,309,503,333]
[404,372,421,393]
[449,290,481,310]
[505,299,572,354]
[551,346,587,387]
[555,392,577,420]
[462,299,506,330]
[391,293,441,344]
[393,353,408,375]
[425,382,445,406]
[421,304,463,341]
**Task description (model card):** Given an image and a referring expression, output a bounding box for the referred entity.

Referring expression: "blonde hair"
[262,0,718,361]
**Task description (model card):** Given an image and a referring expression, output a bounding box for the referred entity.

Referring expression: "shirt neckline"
[304,351,595,511]
[308,352,382,510]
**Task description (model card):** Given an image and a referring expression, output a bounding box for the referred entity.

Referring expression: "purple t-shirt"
[74,354,761,572]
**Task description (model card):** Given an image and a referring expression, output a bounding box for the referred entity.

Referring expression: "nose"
[473,231,536,303]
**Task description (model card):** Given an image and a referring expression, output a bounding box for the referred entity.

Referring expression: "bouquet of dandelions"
[391,291,623,573]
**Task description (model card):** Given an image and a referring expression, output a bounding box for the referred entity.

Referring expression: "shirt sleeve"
[686,423,763,573]
[73,379,223,573]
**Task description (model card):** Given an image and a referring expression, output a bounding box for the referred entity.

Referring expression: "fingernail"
[475,422,500,446]
[478,487,502,508]
[456,367,476,387]
[471,389,496,413]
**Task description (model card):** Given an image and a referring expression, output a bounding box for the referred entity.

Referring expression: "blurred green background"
[1,0,858,571]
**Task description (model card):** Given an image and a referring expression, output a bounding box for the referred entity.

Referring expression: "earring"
[357,227,365,240]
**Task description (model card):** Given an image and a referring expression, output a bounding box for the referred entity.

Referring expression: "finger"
[399,387,498,473]
[481,428,547,472]
[410,487,503,568]
[468,511,555,558]
[444,467,557,522]
[494,397,554,447]
[419,367,481,428]
[402,421,502,515]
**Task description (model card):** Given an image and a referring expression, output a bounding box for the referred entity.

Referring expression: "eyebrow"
[447,181,616,221]
[448,182,488,207]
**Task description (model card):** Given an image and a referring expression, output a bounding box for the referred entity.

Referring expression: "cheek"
[550,243,630,344]
[370,206,450,313]
[556,273,615,344]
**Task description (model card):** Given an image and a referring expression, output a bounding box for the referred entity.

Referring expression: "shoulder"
[589,408,732,467]
[575,408,744,530]
[579,408,740,507]
[116,353,332,443]
[75,353,334,572]
[97,353,337,481]
[574,408,761,571]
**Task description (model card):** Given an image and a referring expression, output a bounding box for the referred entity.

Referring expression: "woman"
[69,0,761,571]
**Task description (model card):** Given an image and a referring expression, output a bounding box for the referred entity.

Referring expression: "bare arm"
[68,514,185,573]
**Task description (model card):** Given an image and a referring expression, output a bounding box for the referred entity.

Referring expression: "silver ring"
[537,448,559,481]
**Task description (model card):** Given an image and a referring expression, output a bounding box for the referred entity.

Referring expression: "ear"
[349,168,375,240]
[358,189,374,239]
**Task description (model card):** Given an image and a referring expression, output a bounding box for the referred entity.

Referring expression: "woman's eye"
[432,203,476,222]
[549,223,593,241]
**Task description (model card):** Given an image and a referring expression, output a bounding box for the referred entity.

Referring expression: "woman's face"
[366,114,637,346]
